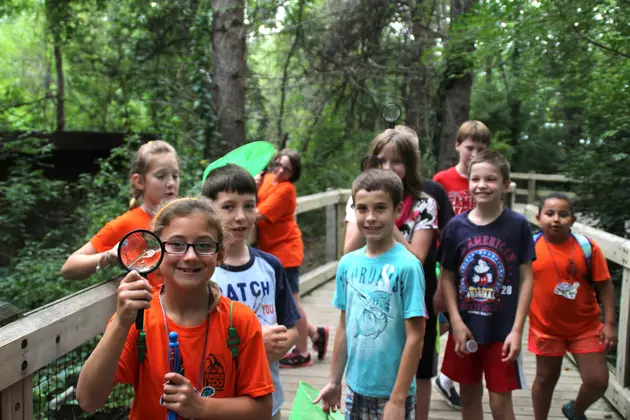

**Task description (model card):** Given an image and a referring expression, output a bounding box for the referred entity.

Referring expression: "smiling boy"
[438,151,535,420]
[315,169,426,420]
[202,164,301,420]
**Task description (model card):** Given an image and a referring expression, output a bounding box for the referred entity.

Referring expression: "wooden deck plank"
[279,281,623,419]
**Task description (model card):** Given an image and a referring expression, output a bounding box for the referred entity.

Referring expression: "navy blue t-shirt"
[438,208,535,344]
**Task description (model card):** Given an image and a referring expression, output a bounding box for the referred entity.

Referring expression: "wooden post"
[0,375,32,420]
[325,189,336,263]
[616,267,630,387]
[336,199,346,260]
[527,171,536,204]
[0,302,23,328]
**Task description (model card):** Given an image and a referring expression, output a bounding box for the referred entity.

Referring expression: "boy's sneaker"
[562,400,588,420]
[435,377,462,410]
[312,326,330,360]
[279,348,313,368]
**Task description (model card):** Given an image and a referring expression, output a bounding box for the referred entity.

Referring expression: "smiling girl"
[61,140,180,288]
[76,197,274,419]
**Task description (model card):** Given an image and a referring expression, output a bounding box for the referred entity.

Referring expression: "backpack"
[533,231,599,301]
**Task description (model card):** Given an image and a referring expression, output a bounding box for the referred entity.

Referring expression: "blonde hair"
[369,129,423,198]
[456,120,492,146]
[128,140,178,209]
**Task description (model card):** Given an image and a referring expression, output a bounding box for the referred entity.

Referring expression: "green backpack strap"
[226,300,241,358]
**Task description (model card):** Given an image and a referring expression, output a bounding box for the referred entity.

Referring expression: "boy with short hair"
[202,164,301,420]
[439,150,535,420]
[432,120,491,407]
[315,169,427,419]
[433,120,491,215]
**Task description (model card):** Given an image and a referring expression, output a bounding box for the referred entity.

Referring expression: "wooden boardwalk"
[279,280,622,420]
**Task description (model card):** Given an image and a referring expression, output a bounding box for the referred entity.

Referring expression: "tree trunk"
[211,0,246,157]
[53,37,65,132]
[435,0,476,170]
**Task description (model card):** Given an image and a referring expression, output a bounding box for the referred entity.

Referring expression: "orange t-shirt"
[90,207,164,289]
[529,235,610,338]
[256,173,303,268]
[109,291,274,420]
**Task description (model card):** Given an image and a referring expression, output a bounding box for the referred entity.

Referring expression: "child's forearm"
[390,317,426,403]
[76,317,129,411]
[441,270,463,324]
[199,394,272,419]
[328,313,348,385]
[343,222,364,255]
[596,280,616,325]
[512,264,534,334]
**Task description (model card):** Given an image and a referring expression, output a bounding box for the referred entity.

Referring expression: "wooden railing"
[1,182,628,419]
[511,171,577,203]
[0,189,351,420]
[514,204,630,419]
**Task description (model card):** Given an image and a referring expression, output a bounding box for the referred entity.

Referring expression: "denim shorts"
[345,387,415,420]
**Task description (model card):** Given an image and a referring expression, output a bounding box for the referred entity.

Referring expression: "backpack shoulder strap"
[571,232,593,267]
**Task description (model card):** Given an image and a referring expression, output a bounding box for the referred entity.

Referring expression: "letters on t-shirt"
[458,235,517,316]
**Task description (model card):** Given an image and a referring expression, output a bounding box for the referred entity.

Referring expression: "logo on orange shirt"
[202,354,227,391]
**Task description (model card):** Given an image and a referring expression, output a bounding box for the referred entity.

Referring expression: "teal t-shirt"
[332,242,427,398]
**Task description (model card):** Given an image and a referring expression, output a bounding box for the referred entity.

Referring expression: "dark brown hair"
[273,149,301,183]
[201,164,258,201]
[352,169,404,207]
[468,150,510,182]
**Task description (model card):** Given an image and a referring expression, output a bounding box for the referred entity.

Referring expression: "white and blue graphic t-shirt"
[438,208,535,344]
[212,247,300,415]
[333,243,427,398]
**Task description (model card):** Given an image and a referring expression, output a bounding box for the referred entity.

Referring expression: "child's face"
[159,212,222,291]
[456,138,487,171]
[133,152,180,207]
[272,155,294,183]
[469,162,509,206]
[536,198,575,241]
[354,189,401,243]
[376,144,406,183]
[214,191,256,246]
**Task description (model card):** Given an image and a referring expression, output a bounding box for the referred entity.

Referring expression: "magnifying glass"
[361,155,382,171]
[118,229,164,331]
[381,102,402,128]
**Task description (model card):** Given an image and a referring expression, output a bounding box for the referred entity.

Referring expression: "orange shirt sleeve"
[589,240,611,283]
[233,303,274,398]
[105,314,139,386]
[257,182,296,224]
[90,208,152,253]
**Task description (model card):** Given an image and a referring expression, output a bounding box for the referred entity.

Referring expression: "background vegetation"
[1,0,629,311]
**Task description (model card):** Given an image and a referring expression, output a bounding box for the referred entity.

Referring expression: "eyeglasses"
[274,163,293,175]
[361,155,383,171]
[163,241,220,255]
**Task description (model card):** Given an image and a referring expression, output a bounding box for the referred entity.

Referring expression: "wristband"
[95,253,107,272]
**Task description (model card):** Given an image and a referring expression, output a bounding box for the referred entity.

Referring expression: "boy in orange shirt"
[530,193,617,420]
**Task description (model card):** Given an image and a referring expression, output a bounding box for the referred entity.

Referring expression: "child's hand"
[382,399,405,420]
[601,323,618,352]
[313,382,341,413]
[104,243,120,266]
[262,324,289,358]
[161,373,204,419]
[451,320,474,357]
[116,271,152,329]
[501,331,522,362]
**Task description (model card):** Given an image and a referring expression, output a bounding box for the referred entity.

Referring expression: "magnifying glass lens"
[119,230,163,275]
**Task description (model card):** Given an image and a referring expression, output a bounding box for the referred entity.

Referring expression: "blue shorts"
[439,312,449,323]
[345,387,415,420]
[285,267,300,294]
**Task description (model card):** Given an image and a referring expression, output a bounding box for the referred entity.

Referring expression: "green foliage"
[565,131,630,238]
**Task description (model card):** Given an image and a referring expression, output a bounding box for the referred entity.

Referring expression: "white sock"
[438,373,454,389]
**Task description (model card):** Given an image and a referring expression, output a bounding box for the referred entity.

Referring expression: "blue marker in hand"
[167,332,182,420]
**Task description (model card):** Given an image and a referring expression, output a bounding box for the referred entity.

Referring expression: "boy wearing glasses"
[202,164,301,420]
